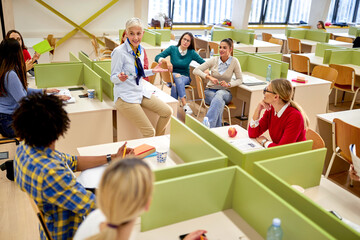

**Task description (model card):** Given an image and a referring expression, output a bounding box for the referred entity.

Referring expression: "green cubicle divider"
[349,26,360,37]
[143,29,162,46]
[247,55,283,80]
[322,49,360,66]
[142,166,333,239]
[287,29,330,42]
[254,154,360,239]
[212,29,255,44]
[79,51,94,69]
[254,52,283,61]
[233,30,255,45]
[69,52,81,62]
[93,61,113,100]
[152,29,171,41]
[34,62,103,101]
[287,29,306,39]
[315,43,348,57]
[352,50,360,65]
[185,115,313,175]
[119,29,125,41]
[211,29,233,41]
[233,54,248,69]
[154,116,227,181]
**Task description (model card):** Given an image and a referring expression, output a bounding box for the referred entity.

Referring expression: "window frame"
[329,0,360,23]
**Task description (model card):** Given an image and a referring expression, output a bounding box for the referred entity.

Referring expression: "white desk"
[317,109,360,174]
[195,36,257,54]
[253,39,282,53]
[115,81,178,141]
[331,32,356,40]
[305,177,360,226]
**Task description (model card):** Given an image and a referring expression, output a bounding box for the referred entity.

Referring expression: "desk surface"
[317,109,360,127]
[332,33,356,40]
[272,34,353,48]
[107,35,177,50]
[305,177,360,226]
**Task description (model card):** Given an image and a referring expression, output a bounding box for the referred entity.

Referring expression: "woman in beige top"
[193,38,242,127]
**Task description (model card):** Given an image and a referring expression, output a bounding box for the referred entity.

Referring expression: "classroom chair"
[27,194,54,240]
[325,118,360,187]
[290,54,310,75]
[305,129,325,150]
[170,33,175,40]
[335,36,354,43]
[329,64,359,110]
[262,32,272,42]
[208,41,219,54]
[0,134,19,181]
[91,35,112,61]
[269,37,283,47]
[194,75,236,125]
[147,62,159,85]
[287,37,302,54]
[159,61,195,104]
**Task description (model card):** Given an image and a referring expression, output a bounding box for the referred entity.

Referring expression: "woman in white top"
[193,38,242,128]
[111,18,172,138]
[74,158,207,240]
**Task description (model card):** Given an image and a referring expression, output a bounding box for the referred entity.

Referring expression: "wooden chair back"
[170,33,175,40]
[288,37,302,53]
[291,54,310,75]
[269,38,283,46]
[335,36,354,43]
[148,62,159,84]
[305,129,325,150]
[194,75,205,100]
[333,118,360,163]
[311,65,338,89]
[329,64,355,86]
[27,194,54,240]
[46,34,56,55]
[262,33,272,42]
[159,61,173,85]
[208,42,219,54]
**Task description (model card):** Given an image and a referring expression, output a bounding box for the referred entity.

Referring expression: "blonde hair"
[271,79,310,129]
[87,158,154,240]
[125,17,143,32]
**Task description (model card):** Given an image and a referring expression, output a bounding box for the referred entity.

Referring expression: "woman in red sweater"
[248,79,309,148]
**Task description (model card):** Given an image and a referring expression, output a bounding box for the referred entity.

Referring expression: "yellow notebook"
[134,144,156,158]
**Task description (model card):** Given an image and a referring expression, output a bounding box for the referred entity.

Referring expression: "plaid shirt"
[14,142,95,240]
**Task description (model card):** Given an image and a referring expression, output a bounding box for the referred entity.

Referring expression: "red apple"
[228,127,237,138]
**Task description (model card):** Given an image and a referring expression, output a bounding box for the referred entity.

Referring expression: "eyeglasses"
[182,38,191,43]
[263,87,276,95]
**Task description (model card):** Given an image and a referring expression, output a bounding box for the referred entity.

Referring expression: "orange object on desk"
[292,76,308,83]
[134,144,156,158]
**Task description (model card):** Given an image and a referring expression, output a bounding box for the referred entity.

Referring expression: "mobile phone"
[79,94,87,98]
[68,87,84,91]
[179,233,206,240]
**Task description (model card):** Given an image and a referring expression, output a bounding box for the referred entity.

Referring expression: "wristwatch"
[261,139,267,147]
[106,154,112,163]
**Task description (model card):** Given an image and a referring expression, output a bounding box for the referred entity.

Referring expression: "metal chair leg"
[325,152,337,178]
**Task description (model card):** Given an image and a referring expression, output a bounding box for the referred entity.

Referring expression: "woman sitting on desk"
[0,38,62,138]
[110,18,172,138]
[155,32,205,115]
[74,158,207,240]
[248,79,309,148]
[193,38,242,128]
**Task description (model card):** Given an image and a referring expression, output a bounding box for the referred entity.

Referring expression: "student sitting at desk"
[155,32,205,115]
[6,29,40,76]
[74,158,207,240]
[0,38,61,138]
[248,79,309,148]
[12,94,133,240]
[316,21,326,31]
[111,18,172,138]
[193,38,242,128]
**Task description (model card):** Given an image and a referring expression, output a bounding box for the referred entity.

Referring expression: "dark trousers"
[0,113,15,138]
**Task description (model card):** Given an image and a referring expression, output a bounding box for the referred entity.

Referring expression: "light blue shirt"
[218,56,232,75]
[110,41,153,103]
[0,70,42,115]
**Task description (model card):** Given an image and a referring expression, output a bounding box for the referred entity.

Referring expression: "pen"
[200,236,204,240]
[123,145,127,158]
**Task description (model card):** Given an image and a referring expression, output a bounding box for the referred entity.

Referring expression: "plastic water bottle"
[203,117,210,128]
[266,64,272,82]
[210,49,214,57]
[267,218,283,240]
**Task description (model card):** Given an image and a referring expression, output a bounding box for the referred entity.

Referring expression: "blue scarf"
[128,39,145,85]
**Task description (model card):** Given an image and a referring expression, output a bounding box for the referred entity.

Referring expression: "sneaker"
[183,104,193,115]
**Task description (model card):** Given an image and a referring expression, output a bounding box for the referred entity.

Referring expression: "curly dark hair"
[12,94,70,147]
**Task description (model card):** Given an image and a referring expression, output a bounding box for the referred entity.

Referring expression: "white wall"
[308,0,332,29]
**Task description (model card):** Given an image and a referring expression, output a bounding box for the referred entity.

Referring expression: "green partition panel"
[285,27,299,36]
[349,26,360,37]
[254,52,282,61]
[93,62,113,100]
[185,115,313,175]
[328,50,353,65]
[211,29,233,41]
[256,55,288,78]
[305,30,330,43]
[254,155,360,239]
[143,29,161,46]
[352,50,360,66]
[288,29,306,39]
[153,29,171,41]
[83,64,103,101]
[233,31,255,45]
[119,29,125,41]
[315,43,347,57]
[142,167,333,239]
[79,51,93,69]
[69,52,81,62]
[247,55,282,79]
[34,63,84,88]
[233,54,249,71]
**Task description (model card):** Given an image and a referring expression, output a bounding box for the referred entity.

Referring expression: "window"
[148,0,233,24]
[249,0,312,24]
[327,0,360,24]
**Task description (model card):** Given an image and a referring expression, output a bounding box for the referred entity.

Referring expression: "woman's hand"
[57,95,71,101]
[206,75,219,85]
[256,136,268,146]
[117,72,128,82]
[25,59,34,71]
[219,81,229,87]
[161,59,173,72]
[45,88,60,94]
[183,230,208,240]
[32,52,40,61]
[114,142,134,159]
[257,100,271,112]
[152,64,168,73]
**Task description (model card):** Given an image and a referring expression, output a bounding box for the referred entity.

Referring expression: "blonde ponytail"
[87,158,154,240]
[271,79,310,129]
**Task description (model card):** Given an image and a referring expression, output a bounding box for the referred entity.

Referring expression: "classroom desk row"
[77,122,360,239]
